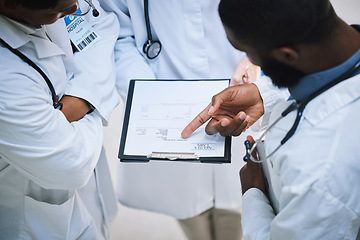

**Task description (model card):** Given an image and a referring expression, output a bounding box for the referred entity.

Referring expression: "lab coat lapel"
[30,20,71,59]
[44,20,73,58]
[27,36,66,59]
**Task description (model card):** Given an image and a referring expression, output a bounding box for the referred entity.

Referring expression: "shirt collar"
[288,25,360,102]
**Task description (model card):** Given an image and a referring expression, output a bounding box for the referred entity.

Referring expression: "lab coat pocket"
[24,192,94,240]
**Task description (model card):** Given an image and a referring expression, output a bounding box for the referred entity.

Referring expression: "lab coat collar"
[304,73,360,126]
[0,14,66,59]
[289,25,360,102]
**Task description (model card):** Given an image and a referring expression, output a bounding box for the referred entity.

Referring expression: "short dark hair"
[8,0,59,9]
[219,0,339,51]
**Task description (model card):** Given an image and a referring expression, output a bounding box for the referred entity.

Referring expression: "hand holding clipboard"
[242,136,280,214]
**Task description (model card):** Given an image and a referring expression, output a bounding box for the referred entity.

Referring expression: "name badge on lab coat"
[64,9,99,52]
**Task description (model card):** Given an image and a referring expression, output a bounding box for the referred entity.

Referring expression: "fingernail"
[208,106,214,115]
[245,116,251,122]
[239,112,246,120]
[221,120,229,127]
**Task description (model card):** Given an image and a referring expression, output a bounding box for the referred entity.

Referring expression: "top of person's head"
[4,0,59,9]
[218,0,341,51]
[0,0,78,27]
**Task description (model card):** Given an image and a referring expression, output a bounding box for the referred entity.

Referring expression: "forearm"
[60,95,91,122]
[0,94,103,189]
[242,188,274,240]
[65,1,120,124]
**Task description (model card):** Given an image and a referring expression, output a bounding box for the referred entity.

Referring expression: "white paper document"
[119,79,231,162]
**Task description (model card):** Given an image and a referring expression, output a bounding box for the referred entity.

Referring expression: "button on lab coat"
[0,2,119,238]
[102,0,260,219]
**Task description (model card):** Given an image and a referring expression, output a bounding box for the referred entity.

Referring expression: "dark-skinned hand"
[240,135,268,196]
[181,83,264,138]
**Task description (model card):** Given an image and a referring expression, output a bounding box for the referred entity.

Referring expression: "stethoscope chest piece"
[143,40,162,59]
[143,0,161,59]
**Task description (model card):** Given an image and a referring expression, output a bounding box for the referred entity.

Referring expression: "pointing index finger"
[181,103,212,139]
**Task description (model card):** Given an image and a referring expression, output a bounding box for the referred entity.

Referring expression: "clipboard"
[257,140,280,214]
[118,79,232,163]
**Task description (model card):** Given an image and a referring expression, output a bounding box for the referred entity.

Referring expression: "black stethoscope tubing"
[143,0,162,59]
[144,0,152,42]
[244,57,360,162]
[0,38,63,110]
[281,58,360,145]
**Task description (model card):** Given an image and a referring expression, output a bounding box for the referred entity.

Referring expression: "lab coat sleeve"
[242,186,357,240]
[100,0,156,100]
[64,0,120,125]
[242,188,274,240]
[251,76,290,131]
[242,166,358,240]
[0,71,103,190]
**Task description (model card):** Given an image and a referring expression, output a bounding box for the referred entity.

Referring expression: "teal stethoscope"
[243,58,360,163]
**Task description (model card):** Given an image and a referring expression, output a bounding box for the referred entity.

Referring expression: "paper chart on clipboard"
[118,79,231,163]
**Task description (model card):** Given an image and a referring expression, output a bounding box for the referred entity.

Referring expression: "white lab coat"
[242,73,360,239]
[0,2,119,239]
[100,0,267,219]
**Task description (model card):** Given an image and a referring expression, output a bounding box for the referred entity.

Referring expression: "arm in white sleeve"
[242,171,357,239]
[242,188,274,240]
[252,76,290,131]
[64,0,120,125]
[0,73,103,190]
[100,0,155,100]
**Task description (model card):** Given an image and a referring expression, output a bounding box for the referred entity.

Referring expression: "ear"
[271,46,299,66]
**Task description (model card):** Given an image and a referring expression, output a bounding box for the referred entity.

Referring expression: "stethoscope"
[243,58,360,163]
[72,0,99,17]
[142,0,162,59]
[0,1,99,110]
[0,38,63,110]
